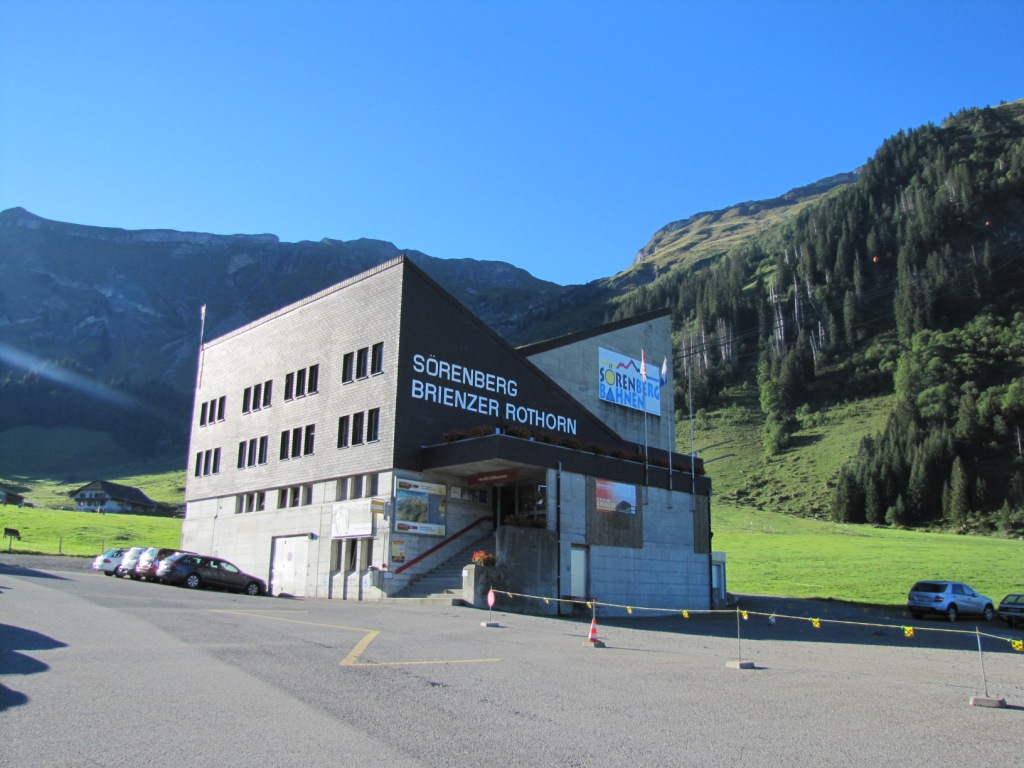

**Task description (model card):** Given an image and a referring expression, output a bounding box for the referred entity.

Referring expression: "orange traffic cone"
[583,616,606,648]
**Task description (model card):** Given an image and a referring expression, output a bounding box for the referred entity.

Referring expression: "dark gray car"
[157,553,266,596]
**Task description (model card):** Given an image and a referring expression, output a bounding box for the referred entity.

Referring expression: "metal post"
[976,628,990,698]
[736,606,743,662]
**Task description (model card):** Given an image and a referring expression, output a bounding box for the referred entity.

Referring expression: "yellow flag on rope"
[903,626,914,638]
[741,610,748,620]
[543,598,550,604]
[626,606,633,614]
[811,618,821,629]
[682,610,689,619]
[1013,639,1023,652]
[586,601,592,609]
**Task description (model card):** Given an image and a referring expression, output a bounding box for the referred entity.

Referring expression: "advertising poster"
[595,478,637,515]
[391,540,407,564]
[598,347,661,416]
[394,479,447,536]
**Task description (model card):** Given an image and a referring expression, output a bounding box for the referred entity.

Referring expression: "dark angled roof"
[71,480,157,508]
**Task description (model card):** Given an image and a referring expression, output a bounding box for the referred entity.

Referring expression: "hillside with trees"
[604,99,1024,536]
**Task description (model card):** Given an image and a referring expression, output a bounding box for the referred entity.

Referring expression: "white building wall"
[526,314,675,453]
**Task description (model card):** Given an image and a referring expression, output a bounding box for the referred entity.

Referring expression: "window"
[236,491,265,514]
[291,427,302,459]
[308,364,319,393]
[247,438,257,467]
[262,380,272,408]
[195,448,220,477]
[366,408,380,442]
[336,477,348,501]
[252,383,262,408]
[237,442,246,469]
[303,485,313,505]
[303,424,315,455]
[296,368,307,397]
[367,473,379,496]
[258,435,268,464]
[217,396,226,420]
[352,412,365,445]
[338,416,350,448]
[371,342,384,374]
[284,372,295,401]
[342,352,354,383]
[200,402,209,426]
[356,347,369,379]
[351,474,363,499]
[203,450,212,476]
[201,396,226,425]
[280,431,290,460]
[243,387,252,413]
[195,452,203,477]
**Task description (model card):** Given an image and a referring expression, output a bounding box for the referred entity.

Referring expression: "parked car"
[117,546,149,579]
[997,593,1024,629]
[907,580,995,622]
[136,547,187,582]
[157,553,266,596]
[92,547,130,576]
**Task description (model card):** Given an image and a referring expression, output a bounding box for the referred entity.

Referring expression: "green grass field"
[0,506,182,556]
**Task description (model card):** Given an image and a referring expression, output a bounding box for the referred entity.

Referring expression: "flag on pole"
[660,357,668,386]
[640,349,647,381]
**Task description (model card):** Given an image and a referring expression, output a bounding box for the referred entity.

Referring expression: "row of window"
[194,448,222,477]
[199,341,384,427]
[237,436,269,469]
[284,364,320,401]
[199,397,227,426]
[242,380,274,414]
[338,408,380,447]
[342,343,384,383]
[234,473,382,514]
[195,409,381,480]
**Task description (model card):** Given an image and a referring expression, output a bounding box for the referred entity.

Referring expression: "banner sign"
[598,347,661,416]
[394,479,447,537]
[331,499,376,538]
[595,478,637,515]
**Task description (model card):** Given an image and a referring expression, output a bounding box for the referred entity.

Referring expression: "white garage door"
[270,535,309,597]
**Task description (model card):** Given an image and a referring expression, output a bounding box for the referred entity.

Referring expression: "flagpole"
[641,348,649,501]
[664,356,673,505]
[196,304,207,389]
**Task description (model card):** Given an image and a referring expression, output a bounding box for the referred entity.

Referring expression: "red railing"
[394,516,491,575]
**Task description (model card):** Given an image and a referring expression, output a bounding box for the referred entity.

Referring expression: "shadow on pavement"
[0,623,68,712]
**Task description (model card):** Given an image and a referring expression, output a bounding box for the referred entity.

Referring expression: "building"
[183,257,713,614]
[71,480,157,514]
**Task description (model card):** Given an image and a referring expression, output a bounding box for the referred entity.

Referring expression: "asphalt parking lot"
[2,553,1022,767]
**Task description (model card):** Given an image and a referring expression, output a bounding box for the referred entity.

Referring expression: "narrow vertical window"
[258,435,268,464]
[285,372,295,400]
[195,453,203,477]
[212,448,221,474]
[371,342,384,374]
[336,477,348,501]
[303,424,315,455]
[252,383,262,410]
[352,412,365,445]
[290,486,301,507]
[217,396,226,420]
[367,473,379,496]
[280,431,290,460]
[278,489,288,508]
[308,364,319,393]
[342,352,354,383]
[302,485,313,505]
[262,381,272,407]
[247,438,257,467]
[237,442,246,469]
[356,347,368,378]
[291,427,302,458]
[200,402,208,426]
[338,416,350,448]
[351,474,363,499]
[366,408,380,442]
[203,450,212,476]
[296,368,307,397]
[243,387,252,414]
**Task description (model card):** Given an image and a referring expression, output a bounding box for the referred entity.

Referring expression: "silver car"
[907,580,994,622]
[117,546,148,579]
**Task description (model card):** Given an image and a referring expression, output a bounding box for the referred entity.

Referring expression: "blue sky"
[2,1,1022,286]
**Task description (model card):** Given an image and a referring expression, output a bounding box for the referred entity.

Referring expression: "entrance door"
[270,535,309,597]
[569,546,588,599]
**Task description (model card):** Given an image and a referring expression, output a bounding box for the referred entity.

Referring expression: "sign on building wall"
[598,347,661,416]
[331,499,377,538]
[394,479,447,537]
[595,478,637,515]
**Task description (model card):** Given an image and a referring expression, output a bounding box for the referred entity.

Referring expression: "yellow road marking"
[208,609,501,667]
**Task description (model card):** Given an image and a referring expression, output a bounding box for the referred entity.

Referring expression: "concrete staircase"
[391,528,494,601]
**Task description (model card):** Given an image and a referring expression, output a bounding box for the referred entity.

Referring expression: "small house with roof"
[71,480,158,514]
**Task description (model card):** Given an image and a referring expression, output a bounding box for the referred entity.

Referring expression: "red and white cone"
[583,616,606,648]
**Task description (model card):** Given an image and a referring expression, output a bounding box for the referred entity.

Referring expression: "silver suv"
[907,580,994,622]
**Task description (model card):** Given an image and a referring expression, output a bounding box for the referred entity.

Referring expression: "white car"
[92,547,130,576]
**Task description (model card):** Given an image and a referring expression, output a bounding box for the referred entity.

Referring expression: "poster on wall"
[598,347,661,416]
[391,540,407,564]
[394,479,447,536]
[595,478,637,515]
